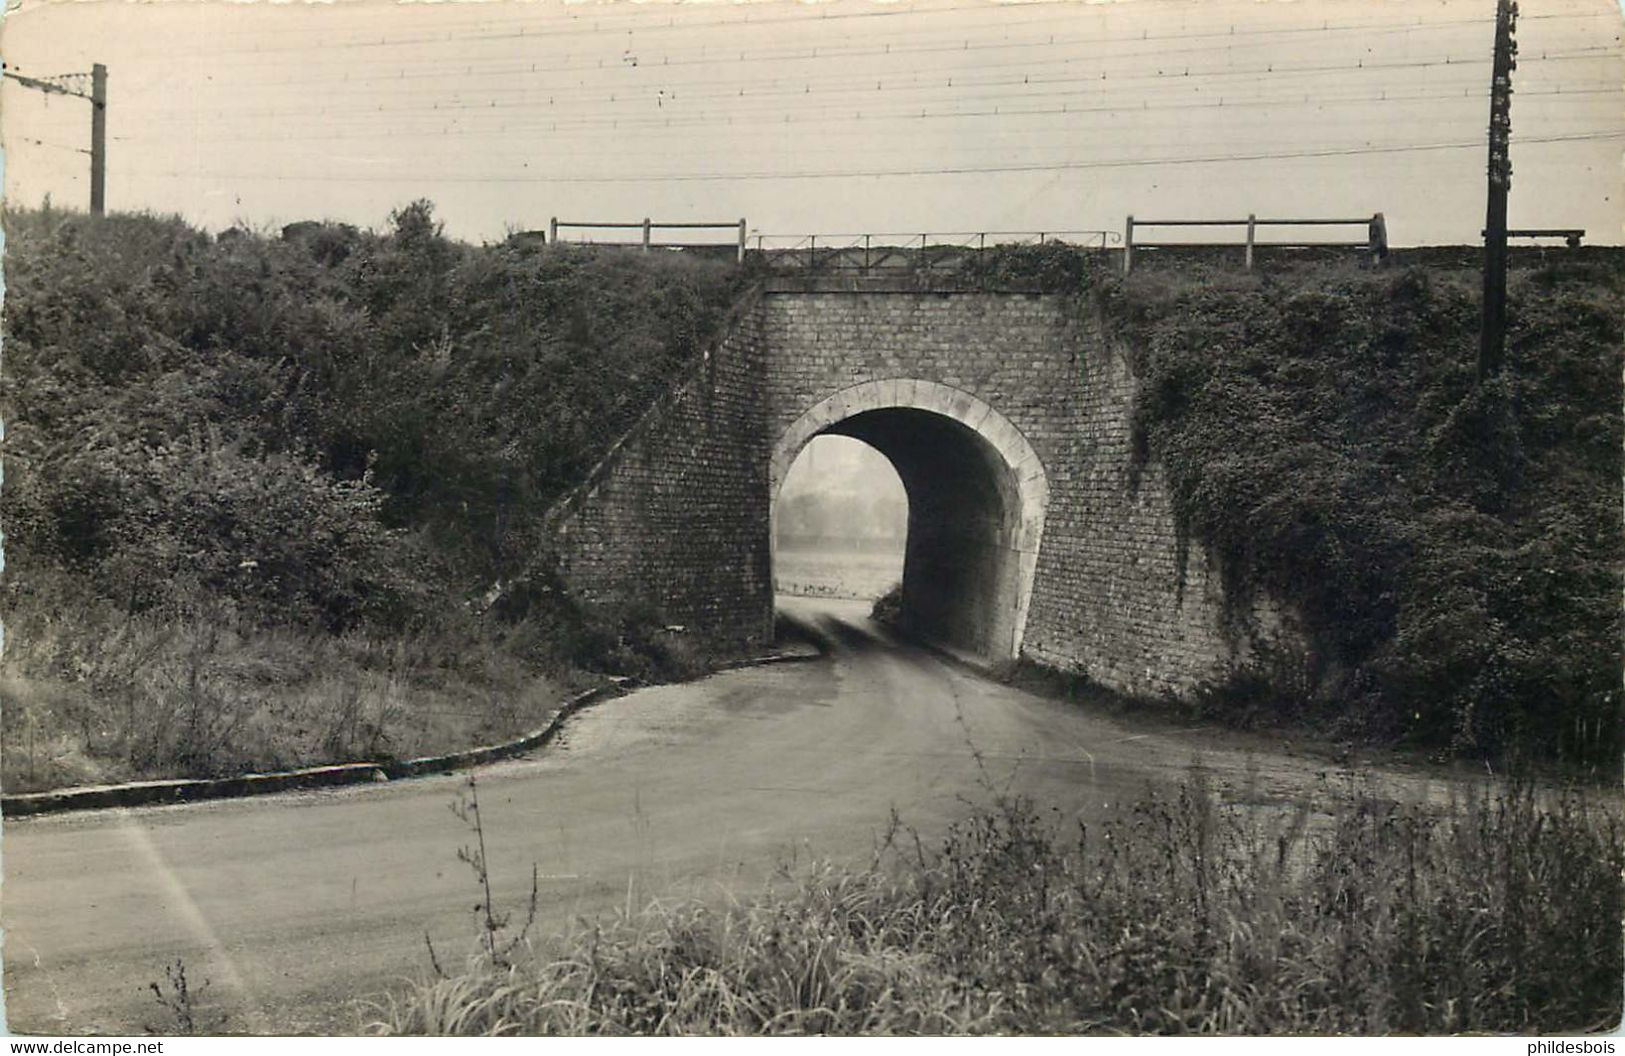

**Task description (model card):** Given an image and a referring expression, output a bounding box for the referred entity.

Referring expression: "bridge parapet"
[749,230,1117,281]
[762,274,1065,295]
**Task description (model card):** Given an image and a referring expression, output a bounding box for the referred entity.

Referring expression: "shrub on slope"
[3,201,741,620]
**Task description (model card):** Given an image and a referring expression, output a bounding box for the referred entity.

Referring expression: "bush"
[960,240,1098,289]
[9,426,413,630]
[3,202,743,600]
[870,582,903,627]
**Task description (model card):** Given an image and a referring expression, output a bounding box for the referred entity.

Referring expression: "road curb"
[0,679,630,819]
[713,648,822,671]
[1,646,826,819]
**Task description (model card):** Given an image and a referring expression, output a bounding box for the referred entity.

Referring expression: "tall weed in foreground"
[374,773,1622,1036]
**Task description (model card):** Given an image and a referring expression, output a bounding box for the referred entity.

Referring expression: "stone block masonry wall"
[547,291,775,645]
[1017,320,1284,696]
[757,287,1282,697]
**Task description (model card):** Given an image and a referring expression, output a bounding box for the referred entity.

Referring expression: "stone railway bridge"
[546,273,1281,699]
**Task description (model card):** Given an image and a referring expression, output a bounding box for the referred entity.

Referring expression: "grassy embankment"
[1,202,744,792]
[1096,251,1622,773]
[375,768,1621,1035]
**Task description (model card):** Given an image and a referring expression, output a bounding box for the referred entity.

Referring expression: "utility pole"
[90,63,107,217]
[0,61,107,216]
[1479,0,1517,379]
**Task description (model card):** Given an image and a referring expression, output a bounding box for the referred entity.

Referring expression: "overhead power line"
[14,135,93,156]
[118,48,1619,126]
[111,102,1621,157]
[121,6,1616,68]
[130,114,1620,169]
[125,17,1625,98]
[136,11,1561,88]
[123,42,1624,120]
[110,82,1618,146]
[118,129,1623,185]
[138,0,1580,54]
[109,0,1088,59]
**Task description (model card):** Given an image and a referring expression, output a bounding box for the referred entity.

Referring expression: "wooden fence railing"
[1498,228,1586,248]
[1123,214,1388,272]
[548,217,748,261]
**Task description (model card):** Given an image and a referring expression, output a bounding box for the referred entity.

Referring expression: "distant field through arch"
[772,434,908,606]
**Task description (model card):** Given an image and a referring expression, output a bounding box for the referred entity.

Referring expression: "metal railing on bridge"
[747,230,1120,277]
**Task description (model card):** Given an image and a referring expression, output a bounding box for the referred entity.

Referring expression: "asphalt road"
[3,598,1380,1035]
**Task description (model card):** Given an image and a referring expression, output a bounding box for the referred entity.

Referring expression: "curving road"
[3,598,1377,1035]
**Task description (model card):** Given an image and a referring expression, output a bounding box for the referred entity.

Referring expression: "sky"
[1,0,1621,246]
[780,434,906,532]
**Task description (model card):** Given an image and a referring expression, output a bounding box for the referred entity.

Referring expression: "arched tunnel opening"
[774,434,908,605]
[772,401,1045,663]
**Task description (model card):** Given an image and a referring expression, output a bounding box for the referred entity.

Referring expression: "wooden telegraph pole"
[1479,0,1518,379]
[1,61,108,216]
[90,63,108,217]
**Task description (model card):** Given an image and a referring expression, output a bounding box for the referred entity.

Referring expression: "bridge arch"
[771,380,1049,662]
